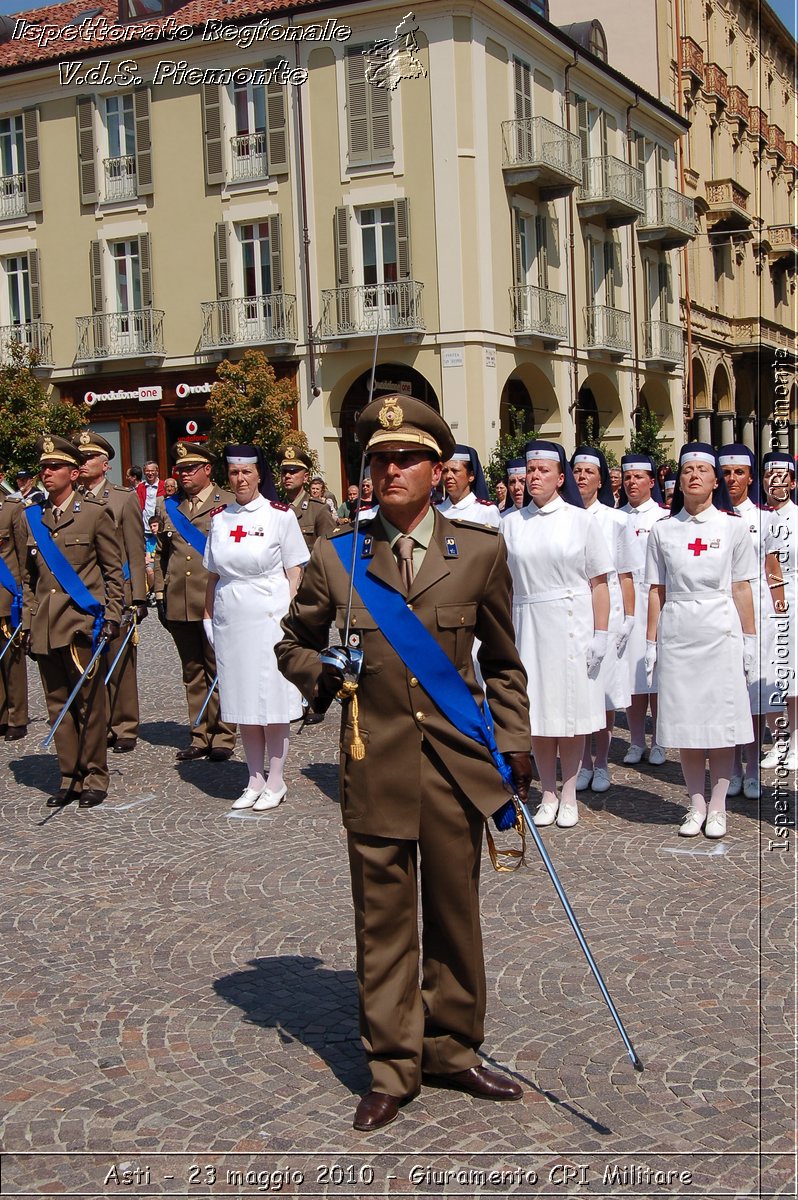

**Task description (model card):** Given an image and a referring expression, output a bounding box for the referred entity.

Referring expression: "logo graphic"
[365,12,426,90]
[378,400,404,430]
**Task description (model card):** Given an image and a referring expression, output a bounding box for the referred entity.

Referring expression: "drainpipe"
[626,92,641,435]
[673,0,694,428]
[564,50,580,427]
[294,36,321,399]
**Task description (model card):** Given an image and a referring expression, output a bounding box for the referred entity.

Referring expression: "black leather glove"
[507,750,533,802]
[311,662,345,714]
[100,620,120,643]
[155,598,168,628]
[129,602,148,623]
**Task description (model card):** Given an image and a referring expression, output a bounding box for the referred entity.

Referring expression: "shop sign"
[84,385,162,405]
[176,382,213,398]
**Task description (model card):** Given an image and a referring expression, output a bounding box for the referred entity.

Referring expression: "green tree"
[205,351,304,484]
[581,415,619,468]
[0,343,88,476]
[626,409,673,468]
[484,407,537,496]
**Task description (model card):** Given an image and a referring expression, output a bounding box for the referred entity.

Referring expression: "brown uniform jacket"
[276,510,530,839]
[0,496,26,620]
[154,486,235,622]
[22,494,125,654]
[290,488,336,551]
[86,481,147,605]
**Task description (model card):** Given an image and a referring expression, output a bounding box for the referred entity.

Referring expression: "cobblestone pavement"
[1,619,795,1199]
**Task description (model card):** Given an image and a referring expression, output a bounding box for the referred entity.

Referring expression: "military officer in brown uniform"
[279,445,336,551]
[154,441,236,761]
[22,436,124,807]
[74,431,148,753]
[277,397,533,1132]
[0,483,29,740]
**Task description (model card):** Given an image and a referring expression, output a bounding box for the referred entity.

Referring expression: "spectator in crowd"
[502,459,527,516]
[126,466,143,488]
[163,477,179,499]
[494,478,509,512]
[360,474,374,508]
[609,467,622,507]
[12,469,45,506]
[337,484,361,523]
[136,461,165,529]
[309,476,338,518]
[145,516,159,597]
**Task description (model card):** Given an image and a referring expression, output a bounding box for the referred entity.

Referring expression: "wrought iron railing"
[703,63,729,104]
[642,320,683,364]
[640,187,696,236]
[501,116,582,184]
[103,155,137,202]
[680,36,705,83]
[75,309,165,360]
[0,173,26,219]
[230,133,269,181]
[199,294,297,348]
[578,155,644,213]
[584,304,631,353]
[318,281,424,338]
[510,284,567,339]
[0,321,53,366]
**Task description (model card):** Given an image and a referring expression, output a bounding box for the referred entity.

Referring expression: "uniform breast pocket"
[62,535,92,568]
[436,602,478,667]
[335,606,383,672]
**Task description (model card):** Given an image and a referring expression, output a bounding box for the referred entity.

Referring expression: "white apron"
[503,497,614,737]
[585,500,644,711]
[645,506,757,748]
[764,500,798,700]
[621,497,668,694]
[203,495,309,724]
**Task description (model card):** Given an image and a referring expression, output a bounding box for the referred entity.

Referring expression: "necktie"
[395,536,415,592]
[52,507,60,525]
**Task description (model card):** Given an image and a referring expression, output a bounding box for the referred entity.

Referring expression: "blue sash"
[165,498,207,556]
[332,530,516,828]
[0,554,23,627]
[25,505,105,647]
[122,561,130,582]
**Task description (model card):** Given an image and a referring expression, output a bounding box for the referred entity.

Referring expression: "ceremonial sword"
[103,611,138,685]
[0,622,23,665]
[193,674,218,728]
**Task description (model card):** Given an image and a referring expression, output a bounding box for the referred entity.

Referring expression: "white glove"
[644,640,658,686]
[202,617,215,648]
[742,634,757,683]
[586,630,609,679]
[616,614,635,658]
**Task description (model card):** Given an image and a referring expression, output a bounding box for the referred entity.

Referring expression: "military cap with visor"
[172,440,216,466]
[36,434,83,468]
[73,429,116,460]
[278,444,313,471]
[356,394,455,461]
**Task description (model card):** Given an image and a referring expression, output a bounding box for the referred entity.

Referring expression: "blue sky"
[0,0,796,38]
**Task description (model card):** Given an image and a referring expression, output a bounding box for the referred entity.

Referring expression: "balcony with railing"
[510,284,567,343]
[0,321,53,367]
[501,116,582,198]
[637,187,696,249]
[0,173,27,219]
[577,155,644,225]
[75,309,165,362]
[767,225,798,268]
[703,63,729,106]
[749,107,767,140]
[584,304,631,356]
[199,294,297,350]
[103,155,137,202]
[230,133,268,182]
[680,36,705,86]
[703,178,752,231]
[318,280,424,340]
[727,86,750,127]
[767,124,787,160]
[642,320,683,367]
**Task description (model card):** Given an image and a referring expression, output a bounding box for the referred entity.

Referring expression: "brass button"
[53,532,58,538]
[186,555,192,561]
[186,571,192,576]
[352,616,357,625]
[459,615,465,624]
[407,603,413,611]
[51,588,57,593]
[415,710,425,721]
[410,676,418,687]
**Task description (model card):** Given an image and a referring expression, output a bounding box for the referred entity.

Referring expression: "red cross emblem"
[229,525,247,543]
[687,538,708,557]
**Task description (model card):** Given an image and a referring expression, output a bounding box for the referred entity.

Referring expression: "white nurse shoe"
[623,744,644,764]
[232,787,263,810]
[252,783,288,812]
[533,799,559,826]
[556,803,579,828]
[679,809,706,837]
[575,767,593,791]
[704,812,727,839]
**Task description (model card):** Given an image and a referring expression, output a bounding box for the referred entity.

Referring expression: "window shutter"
[513,58,532,121]
[76,96,97,205]
[535,214,548,289]
[90,239,104,313]
[22,107,42,213]
[139,233,152,307]
[395,198,411,279]
[201,84,225,185]
[265,69,288,174]
[546,206,561,271]
[512,209,524,287]
[28,250,42,320]
[133,87,153,195]
[214,223,230,299]
[346,50,370,162]
[370,65,392,156]
[334,206,351,327]
[268,214,283,292]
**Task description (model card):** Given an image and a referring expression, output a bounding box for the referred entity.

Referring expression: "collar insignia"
[361,534,374,559]
[444,536,458,558]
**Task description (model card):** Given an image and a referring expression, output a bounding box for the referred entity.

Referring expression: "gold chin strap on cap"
[337,679,365,760]
[484,798,526,873]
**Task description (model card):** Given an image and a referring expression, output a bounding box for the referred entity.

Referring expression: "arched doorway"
[576,372,622,449]
[499,361,560,440]
[692,357,708,408]
[338,364,439,488]
[711,362,733,445]
[499,377,535,439]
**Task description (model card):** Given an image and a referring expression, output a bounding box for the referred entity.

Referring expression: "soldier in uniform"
[154,442,236,761]
[74,431,148,753]
[0,481,29,740]
[278,445,336,551]
[276,397,533,1132]
[21,436,124,807]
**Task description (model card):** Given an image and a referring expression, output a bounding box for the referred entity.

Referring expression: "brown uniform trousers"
[276,512,530,1098]
[154,488,236,753]
[0,497,28,729]
[87,482,147,743]
[290,488,336,552]
[22,495,124,793]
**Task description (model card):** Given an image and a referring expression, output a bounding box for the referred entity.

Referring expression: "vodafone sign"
[176,382,213,399]
[84,385,162,406]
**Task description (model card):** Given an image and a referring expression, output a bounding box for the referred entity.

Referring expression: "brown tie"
[395,536,415,592]
[52,507,60,525]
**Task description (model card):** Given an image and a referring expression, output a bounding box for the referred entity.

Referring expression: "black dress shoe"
[5,725,27,740]
[208,747,233,762]
[176,745,209,761]
[423,1064,523,1101]
[302,711,325,726]
[112,738,136,753]
[46,788,76,807]
[353,1091,401,1132]
[78,789,106,808]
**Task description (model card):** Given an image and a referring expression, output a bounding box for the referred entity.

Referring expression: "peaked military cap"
[73,429,115,460]
[356,394,455,461]
[172,441,216,466]
[36,434,82,468]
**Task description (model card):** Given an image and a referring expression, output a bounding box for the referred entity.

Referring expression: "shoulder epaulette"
[657,502,669,510]
[270,500,290,512]
[83,491,103,504]
[476,498,495,507]
[308,496,326,507]
[722,508,741,517]
[209,504,227,517]
[448,518,499,534]
[755,503,774,512]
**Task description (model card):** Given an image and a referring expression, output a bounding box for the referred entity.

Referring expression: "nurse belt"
[331,529,643,1074]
